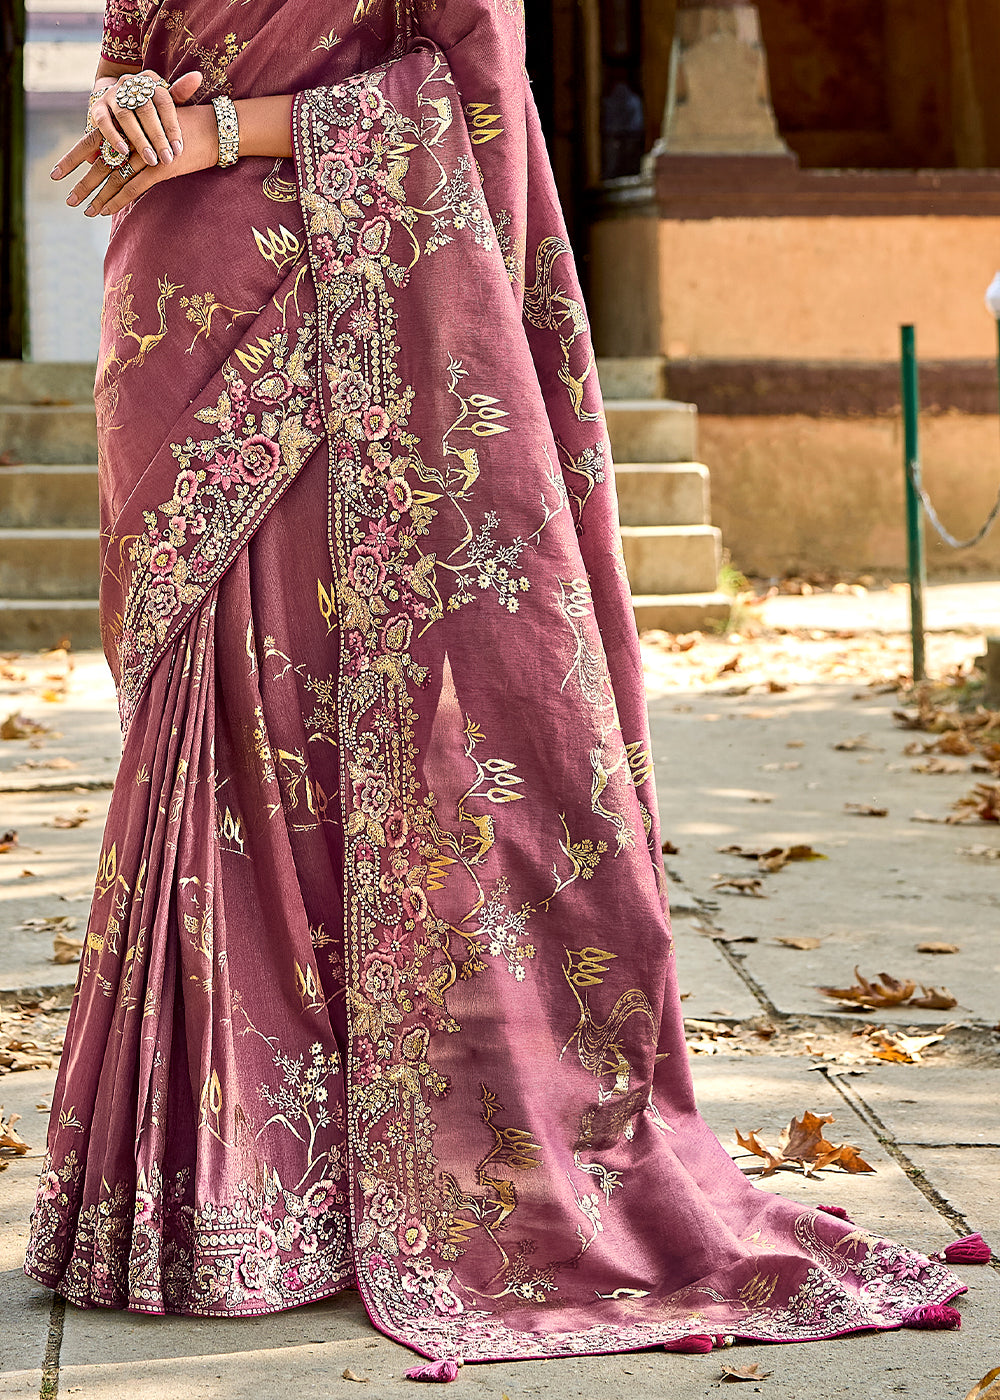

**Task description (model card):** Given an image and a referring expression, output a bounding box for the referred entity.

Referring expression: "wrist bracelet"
[211,95,240,168]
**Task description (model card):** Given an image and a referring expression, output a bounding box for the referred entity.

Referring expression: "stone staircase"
[0,358,730,652]
[0,362,101,651]
[600,357,731,633]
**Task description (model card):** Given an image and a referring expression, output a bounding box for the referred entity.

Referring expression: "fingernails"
[161,147,173,164]
[172,139,183,155]
[66,192,79,206]
[144,146,157,165]
[85,204,97,217]
[50,164,60,178]
[116,141,128,155]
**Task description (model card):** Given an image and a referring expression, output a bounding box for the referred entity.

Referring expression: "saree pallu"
[25,0,963,1363]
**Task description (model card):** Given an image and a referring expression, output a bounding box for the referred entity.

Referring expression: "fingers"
[51,128,107,181]
[151,85,183,160]
[169,70,203,105]
[114,104,167,167]
[93,164,158,219]
[68,150,148,212]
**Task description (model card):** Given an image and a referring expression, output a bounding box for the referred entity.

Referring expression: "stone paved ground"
[2,582,999,1399]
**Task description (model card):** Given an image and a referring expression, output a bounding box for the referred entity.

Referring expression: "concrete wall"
[699,411,1000,578]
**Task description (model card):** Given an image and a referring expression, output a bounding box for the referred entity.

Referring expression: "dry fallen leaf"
[819,967,956,1012]
[718,843,825,873]
[720,1363,773,1382]
[21,916,78,935]
[776,937,822,951]
[834,735,882,752]
[912,756,967,775]
[964,1366,1000,1400]
[950,783,1000,824]
[0,829,19,854]
[342,1369,369,1383]
[45,813,87,829]
[909,986,958,1010]
[661,839,679,855]
[1,711,51,740]
[916,942,960,955]
[52,931,84,965]
[958,844,1000,860]
[844,802,888,818]
[712,877,766,898]
[864,1027,952,1064]
[1,1110,29,1164]
[735,1110,875,1179]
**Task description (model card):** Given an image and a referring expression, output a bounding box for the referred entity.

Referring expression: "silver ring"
[100,138,130,170]
[119,160,136,181]
[115,74,162,112]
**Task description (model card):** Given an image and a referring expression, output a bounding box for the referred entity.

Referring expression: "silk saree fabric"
[26,0,963,1363]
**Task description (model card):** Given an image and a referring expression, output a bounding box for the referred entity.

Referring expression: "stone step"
[0,528,100,600]
[597,357,667,400]
[0,406,98,464]
[620,524,722,595]
[614,462,711,528]
[0,599,102,651]
[605,399,697,464]
[632,591,733,634]
[0,360,96,406]
[0,464,99,529]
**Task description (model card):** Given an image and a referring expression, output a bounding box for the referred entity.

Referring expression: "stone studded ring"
[114,73,165,112]
[100,138,131,170]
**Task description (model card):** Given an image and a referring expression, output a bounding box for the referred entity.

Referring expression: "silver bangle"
[211,95,240,168]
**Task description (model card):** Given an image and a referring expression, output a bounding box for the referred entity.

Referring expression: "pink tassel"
[932,1233,992,1264]
[405,1358,463,1382]
[818,1205,853,1221]
[663,1335,714,1353]
[901,1304,962,1331]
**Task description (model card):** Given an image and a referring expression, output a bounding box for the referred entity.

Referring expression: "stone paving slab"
[0,653,120,792]
[669,915,764,1022]
[758,580,1000,637]
[649,685,1000,1026]
[848,1067,1000,1147]
[906,1149,1000,1244]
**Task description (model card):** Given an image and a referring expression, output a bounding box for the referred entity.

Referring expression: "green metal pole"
[901,324,926,683]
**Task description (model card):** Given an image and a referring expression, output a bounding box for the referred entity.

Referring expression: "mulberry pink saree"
[26,0,964,1365]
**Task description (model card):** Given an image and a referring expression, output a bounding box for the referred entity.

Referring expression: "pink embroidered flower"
[190,512,207,536]
[252,371,292,404]
[344,628,371,677]
[365,514,398,557]
[381,614,412,655]
[348,545,386,597]
[385,809,408,849]
[317,151,357,202]
[363,955,396,1002]
[353,769,392,821]
[399,1217,429,1257]
[403,1258,436,1293]
[303,1180,339,1218]
[349,307,378,341]
[335,121,370,162]
[149,543,178,577]
[229,377,249,405]
[299,1232,319,1255]
[359,88,384,121]
[239,435,281,485]
[255,1223,279,1259]
[304,402,322,431]
[335,372,372,415]
[386,477,412,512]
[283,1265,302,1289]
[38,1170,61,1203]
[363,406,390,442]
[369,1181,403,1230]
[432,1282,464,1317]
[147,578,180,619]
[358,217,391,257]
[209,449,241,489]
[174,469,199,504]
[133,1193,155,1225]
[402,886,428,922]
[188,553,212,579]
[168,515,187,536]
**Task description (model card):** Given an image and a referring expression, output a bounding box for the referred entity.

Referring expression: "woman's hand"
[51,68,203,187]
[68,100,221,217]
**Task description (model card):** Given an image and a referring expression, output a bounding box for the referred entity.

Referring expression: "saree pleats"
[27,0,964,1362]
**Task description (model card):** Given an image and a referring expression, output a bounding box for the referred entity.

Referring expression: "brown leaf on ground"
[52,931,84,965]
[712,877,766,897]
[45,813,87,829]
[864,1027,951,1064]
[958,844,1000,860]
[912,756,968,775]
[21,916,78,935]
[950,783,1000,824]
[0,711,50,740]
[716,656,741,677]
[1,1110,29,1161]
[719,843,825,873]
[15,756,76,772]
[735,1110,875,1179]
[0,829,19,853]
[909,986,958,1010]
[776,937,823,951]
[916,942,960,955]
[661,839,679,855]
[834,735,882,751]
[964,1366,1000,1400]
[844,802,888,817]
[819,968,915,1008]
[720,1363,773,1382]
[342,1369,369,1383]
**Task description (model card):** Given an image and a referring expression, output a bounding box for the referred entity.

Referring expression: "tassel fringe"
[931,1233,992,1264]
[405,1358,464,1382]
[817,1205,853,1222]
[901,1304,962,1331]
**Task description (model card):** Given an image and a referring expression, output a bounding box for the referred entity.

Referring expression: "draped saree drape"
[25,0,964,1364]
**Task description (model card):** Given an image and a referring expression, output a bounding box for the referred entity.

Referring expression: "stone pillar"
[660,0,790,157]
